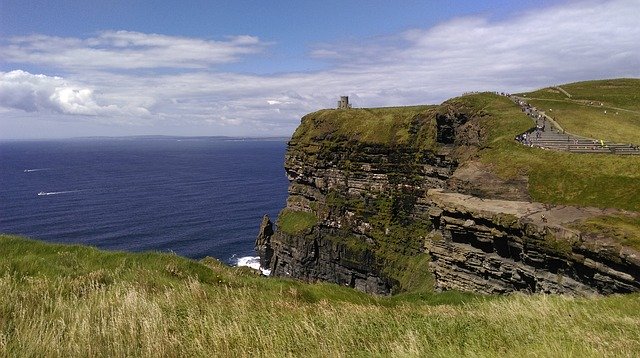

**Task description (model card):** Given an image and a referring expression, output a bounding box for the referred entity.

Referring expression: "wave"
[24,168,51,173]
[234,256,271,276]
[37,190,85,196]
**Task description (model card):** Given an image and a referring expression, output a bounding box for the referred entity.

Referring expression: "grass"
[525,99,640,144]
[291,105,436,147]
[277,209,318,235]
[559,78,640,111]
[2,234,640,357]
[447,92,640,212]
[517,78,640,144]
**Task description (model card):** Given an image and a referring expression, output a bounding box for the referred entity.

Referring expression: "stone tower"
[337,96,351,109]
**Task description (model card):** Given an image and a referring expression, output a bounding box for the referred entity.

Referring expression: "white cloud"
[1,0,639,138]
[0,70,149,116]
[1,31,267,70]
[310,0,640,93]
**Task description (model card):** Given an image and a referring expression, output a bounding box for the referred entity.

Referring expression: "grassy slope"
[2,235,639,357]
[292,105,436,147]
[570,214,640,251]
[451,92,640,211]
[517,78,640,144]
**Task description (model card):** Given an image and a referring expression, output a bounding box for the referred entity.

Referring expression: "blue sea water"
[0,137,289,265]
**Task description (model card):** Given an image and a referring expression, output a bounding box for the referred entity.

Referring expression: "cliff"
[256,106,451,294]
[257,91,640,296]
[426,189,639,295]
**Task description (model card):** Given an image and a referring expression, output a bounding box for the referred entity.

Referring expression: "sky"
[1,0,639,139]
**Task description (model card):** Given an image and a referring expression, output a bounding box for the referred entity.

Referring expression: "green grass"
[560,78,640,111]
[2,234,640,357]
[448,92,640,212]
[517,78,640,144]
[291,105,436,147]
[521,79,640,110]
[277,209,318,235]
[525,99,640,144]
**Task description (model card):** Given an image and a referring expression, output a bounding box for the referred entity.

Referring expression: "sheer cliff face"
[270,143,457,294]
[256,101,640,296]
[426,189,640,295]
[256,106,455,294]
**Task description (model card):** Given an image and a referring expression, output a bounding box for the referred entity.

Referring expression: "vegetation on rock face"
[570,214,640,251]
[271,78,640,297]
[290,79,640,212]
[277,209,318,235]
[2,234,640,357]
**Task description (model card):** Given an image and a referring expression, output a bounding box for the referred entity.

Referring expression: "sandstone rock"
[425,189,640,295]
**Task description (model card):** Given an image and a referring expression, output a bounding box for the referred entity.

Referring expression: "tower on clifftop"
[337,96,351,109]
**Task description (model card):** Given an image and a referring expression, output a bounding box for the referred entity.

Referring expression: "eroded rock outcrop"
[426,189,640,295]
[255,215,274,270]
[255,106,460,294]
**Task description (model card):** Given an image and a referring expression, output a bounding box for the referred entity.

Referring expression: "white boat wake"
[37,190,85,196]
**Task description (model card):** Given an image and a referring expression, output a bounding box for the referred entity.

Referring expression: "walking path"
[504,94,640,155]
[554,86,572,98]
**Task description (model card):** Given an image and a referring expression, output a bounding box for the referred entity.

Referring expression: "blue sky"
[1,0,638,139]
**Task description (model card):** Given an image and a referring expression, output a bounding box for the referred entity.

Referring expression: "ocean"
[0,137,289,267]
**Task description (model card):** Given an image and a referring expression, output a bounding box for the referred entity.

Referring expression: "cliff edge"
[257,87,640,296]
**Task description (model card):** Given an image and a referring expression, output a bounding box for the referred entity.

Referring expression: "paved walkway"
[505,95,640,155]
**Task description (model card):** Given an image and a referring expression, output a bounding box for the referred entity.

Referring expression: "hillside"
[516,78,640,144]
[452,92,640,211]
[2,234,640,357]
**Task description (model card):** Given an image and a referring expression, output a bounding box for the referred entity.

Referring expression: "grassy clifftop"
[288,79,640,211]
[447,91,640,211]
[291,105,437,149]
[517,78,640,144]
[2,234,640,357]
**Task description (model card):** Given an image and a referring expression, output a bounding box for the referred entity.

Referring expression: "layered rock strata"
[258,140,456,294]
[426,189,640,295]
[256,100,639,296]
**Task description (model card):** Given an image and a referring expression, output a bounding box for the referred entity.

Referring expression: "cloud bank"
[1,31,266,70]
[1,0,638,137]
[0,70,149,116]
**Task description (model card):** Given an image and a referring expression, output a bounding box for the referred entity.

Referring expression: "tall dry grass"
[1,269,639,357]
